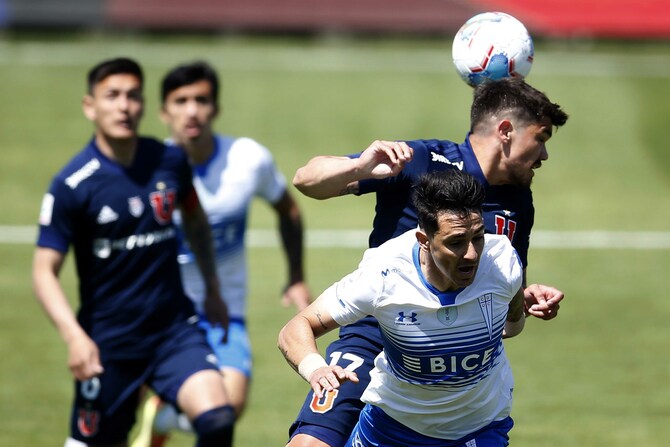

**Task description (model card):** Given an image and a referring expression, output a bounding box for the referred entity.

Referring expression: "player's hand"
[524,283,564,320]
[357,140,413,179]
[204,291,230,343]
[281,281,312,312]
[67,333,104,381]
[307,365,359,398]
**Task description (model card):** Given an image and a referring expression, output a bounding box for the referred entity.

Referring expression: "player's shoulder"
[359,230,416,269]
[481,234,523,281]
[52,142,104,190]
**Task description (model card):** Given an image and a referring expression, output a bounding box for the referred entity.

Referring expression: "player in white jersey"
[278,169,552,447]
[132,61,312,447]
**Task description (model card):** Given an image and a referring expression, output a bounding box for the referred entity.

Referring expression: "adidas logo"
[97,206,119,224]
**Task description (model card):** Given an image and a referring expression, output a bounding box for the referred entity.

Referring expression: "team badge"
[149,188,176,224]
[437,306,458,326]
[128,196,144,217]
[77,408,100,437]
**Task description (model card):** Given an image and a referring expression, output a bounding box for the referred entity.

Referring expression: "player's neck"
[95,134,137,166]
[469,134,505,186]
[181,134,215,166]
[419,248,456,292]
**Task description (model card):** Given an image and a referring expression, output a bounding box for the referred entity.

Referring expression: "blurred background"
[1,1,669,446]
[2,0,670,38]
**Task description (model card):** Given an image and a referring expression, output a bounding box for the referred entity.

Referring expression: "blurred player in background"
[132,60,312,447]
[32,57,235,447]
[279,170,527,447]
[287,77,568,447]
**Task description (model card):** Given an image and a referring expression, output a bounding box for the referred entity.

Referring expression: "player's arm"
[32,247,103,380]
[272,190,312,311]
[503,287,526,338]
[278,294,359,397]
[179,185,229,332]
[292,140,413,200]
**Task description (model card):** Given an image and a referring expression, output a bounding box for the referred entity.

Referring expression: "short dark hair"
[413,170,485,237]
[161,61,219,106]
[87,57,143,94]
[470,78,568,132]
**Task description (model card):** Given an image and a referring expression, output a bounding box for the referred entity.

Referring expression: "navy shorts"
[70,318,219,444]
[289,317,383,447]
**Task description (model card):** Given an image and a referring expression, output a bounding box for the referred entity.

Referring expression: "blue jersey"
[36,137,197,360]
[358,136,533,266]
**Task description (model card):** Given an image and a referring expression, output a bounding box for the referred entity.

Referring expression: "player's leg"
[287,318,383,447]
[150,321,235,447]
[207,318,252,418]
[68,359,148,447]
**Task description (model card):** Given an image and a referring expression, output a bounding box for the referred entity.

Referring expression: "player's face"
[424,211,486,291]
[506,117,553,187]
[161,80,217,146]
[83,73,144,141]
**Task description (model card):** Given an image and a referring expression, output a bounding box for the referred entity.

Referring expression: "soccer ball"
[452,12,534,86]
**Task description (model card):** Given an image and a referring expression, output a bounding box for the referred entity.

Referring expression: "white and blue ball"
[452,12,534,86]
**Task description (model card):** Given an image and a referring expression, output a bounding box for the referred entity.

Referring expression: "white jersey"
[173,135,287,319]
[323,231,523,440]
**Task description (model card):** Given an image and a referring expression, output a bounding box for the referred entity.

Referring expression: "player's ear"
[497,119,513,143]
[416,229,430,250]
[82,94,96,122]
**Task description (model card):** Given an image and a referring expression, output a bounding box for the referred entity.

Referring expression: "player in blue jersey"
[32,57,235,447]
[287,78,568,447]
[279,169,530,446]
[131,61,312,447]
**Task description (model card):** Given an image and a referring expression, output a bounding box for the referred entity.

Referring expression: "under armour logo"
[396,312,418,323]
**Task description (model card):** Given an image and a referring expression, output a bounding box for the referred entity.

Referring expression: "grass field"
[1,31,670,446]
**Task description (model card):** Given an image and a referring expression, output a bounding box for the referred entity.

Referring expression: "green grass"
[1,31,670,446]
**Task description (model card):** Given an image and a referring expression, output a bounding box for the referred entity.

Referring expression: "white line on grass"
[3,226,670,249]
[0,41,668,78]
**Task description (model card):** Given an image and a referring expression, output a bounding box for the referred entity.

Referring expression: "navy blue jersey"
[37,137,197,360]
[357,136,533,267]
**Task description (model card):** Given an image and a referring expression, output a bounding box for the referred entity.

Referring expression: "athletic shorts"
[70,318,219,445]
[198,316,252,377]
[288,317,383,447]
[347,404,514,447]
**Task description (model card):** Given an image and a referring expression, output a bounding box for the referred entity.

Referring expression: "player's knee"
[193,404,235,447]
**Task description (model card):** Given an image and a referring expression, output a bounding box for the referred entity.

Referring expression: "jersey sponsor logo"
[77,408,100,437]
[404,346,497,375]
[96,205,119,224]
[395,311,419,325]
[92,227,176,259]
[437,306,458,326]
[149,188,177,225]
[38,193,54,226]
[128,196,144,217]
[430,151,464,170]
[65,158,100,189]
